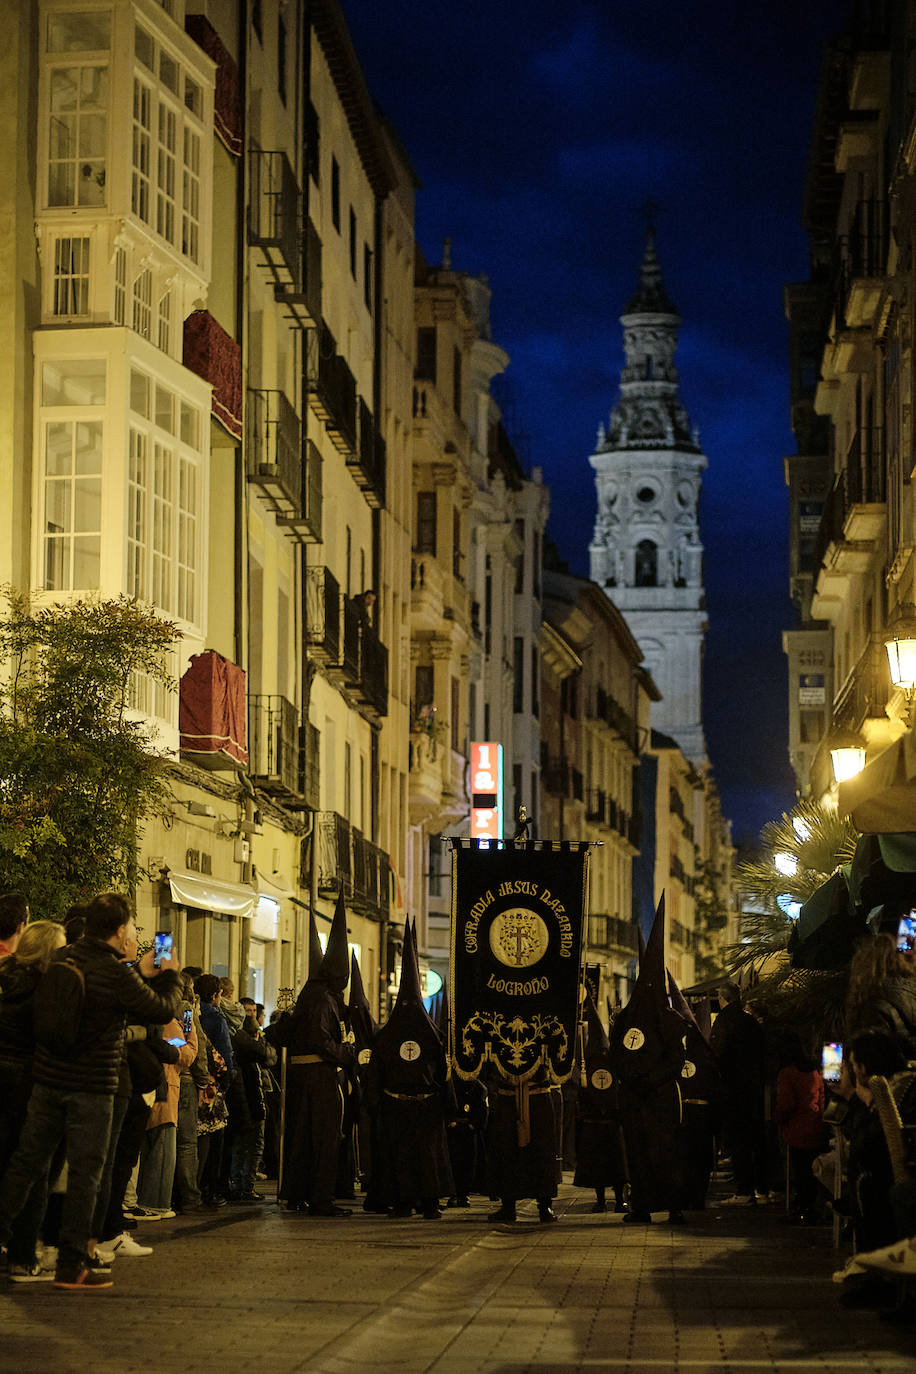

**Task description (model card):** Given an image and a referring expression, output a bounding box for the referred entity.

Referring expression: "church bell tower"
[588,230,708,765]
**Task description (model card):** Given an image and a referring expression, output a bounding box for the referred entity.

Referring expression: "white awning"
[167,869,257,919]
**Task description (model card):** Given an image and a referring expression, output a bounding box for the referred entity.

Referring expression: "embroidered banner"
[449,841,589,1084]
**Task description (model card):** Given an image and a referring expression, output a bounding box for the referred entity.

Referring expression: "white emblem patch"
[681,1060,697,1079]
[623,1027,645,1051]
[590,1068,613,1090]
[399,1040,421,1062]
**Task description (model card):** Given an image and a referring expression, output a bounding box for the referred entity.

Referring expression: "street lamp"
[886,615,916,694]
[829,730,867,785]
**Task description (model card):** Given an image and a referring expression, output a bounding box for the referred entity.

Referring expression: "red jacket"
[774,1065,826,1149]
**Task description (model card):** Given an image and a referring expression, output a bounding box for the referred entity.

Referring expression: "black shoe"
[388,1205,413,1218]
[591,1200,608,1214]
[488,1206,516,1223]
[538,1206,558,1224]
[456,1196,471,1208]
[446,1197,459,1208]
[667,1210,686,1225]
[623,1210,652,1224]
[308,1205,352,1218]
[422,1207,442,1220]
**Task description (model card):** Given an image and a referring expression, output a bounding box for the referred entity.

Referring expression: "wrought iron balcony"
[315,811,389,920]
[246,389,301,518]
[247,694,308,806]
[588,913,639,954]
[300,720,320,812]
[305,565,340,664]
[248,150,302,292]
[833,633,890,733]
[348,396,386,507]
[316,810,352,899]
[278,439,322,543]
[340,596,361,683]
[306,321,357,456]
[279,216,322,329]
[355,621,389,721]
[586,788,606,824]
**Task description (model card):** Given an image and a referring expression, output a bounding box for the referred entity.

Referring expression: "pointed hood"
[373,918,445,1085]
[609,893,687,1086]
[695,997,713,1041]
[308,907,324,977]
[583,991,609,1055]
[347,949,377,1053]
[667,968,721,1102]
[316,889,350,992]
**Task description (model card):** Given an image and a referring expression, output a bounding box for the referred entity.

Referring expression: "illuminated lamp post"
[829,730,867,785]
[885,613,916,725]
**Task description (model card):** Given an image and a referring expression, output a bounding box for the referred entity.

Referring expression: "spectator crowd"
[0,883,914,1324]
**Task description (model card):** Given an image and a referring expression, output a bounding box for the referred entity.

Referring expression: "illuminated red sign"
[470,742,503,841]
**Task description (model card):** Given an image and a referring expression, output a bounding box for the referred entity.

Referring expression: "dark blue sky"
[340,0,843,843]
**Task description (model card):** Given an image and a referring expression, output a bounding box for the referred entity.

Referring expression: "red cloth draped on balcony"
[180,651,248,767]
[183,310,243,439]
[185,14,242,156]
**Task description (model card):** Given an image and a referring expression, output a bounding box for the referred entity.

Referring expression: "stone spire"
[588,230,708,766]
[599,231,700,456]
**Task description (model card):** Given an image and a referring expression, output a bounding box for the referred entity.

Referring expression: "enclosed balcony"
[305,565,341,665]
[248,150,302,293]
[246,389,301,518]
[248,694,308,806]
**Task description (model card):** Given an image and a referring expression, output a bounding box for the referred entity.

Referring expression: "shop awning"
[788,868,860,971]
[838,732,916,833]
[167,869,257,919]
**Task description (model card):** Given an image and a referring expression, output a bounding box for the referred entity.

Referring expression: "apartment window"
[132,78,152,220]
[127,367,203,623]
[331,156,340,230]
[156,102,177,242]
[157,290,171,353]
[47,12,111,51]
[182,126,201,260]
[132,269,152,339]
[453,345,462,416]
[451,676,460,753]
[48,64,109,207]
[277,13,287,106]
[349,208,357,279]
[41,360,106,593]
[52,237,90,317]
[113,246,127,324]
[131,28,205,263]
[416,491,436,554]
[531,643,540,718]
[415,665,434,708]
[452,508,462,580]
[363,243,373,311]
[514,518,525,593]
[513,637,524,713]
[416,327,436,382]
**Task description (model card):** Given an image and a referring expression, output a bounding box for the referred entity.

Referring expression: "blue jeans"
[0,1083,114,1270]
[174,1076,201,1209]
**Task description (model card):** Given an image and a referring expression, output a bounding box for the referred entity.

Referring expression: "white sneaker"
[109,1232,153,1258]
[832,1255,866,1284]
[94,1242,116,1264]
[147,1207,175,1220]
[720,1194,755,1206]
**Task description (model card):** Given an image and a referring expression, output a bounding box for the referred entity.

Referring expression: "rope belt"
[497,1083,552,1148]
[289,1054,329,1065]
[383,1090,436,1101]
[682,1098,711,1106]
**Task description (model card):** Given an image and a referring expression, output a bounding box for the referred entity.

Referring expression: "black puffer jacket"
[33,938,182,1096]
[0,962,42,1083]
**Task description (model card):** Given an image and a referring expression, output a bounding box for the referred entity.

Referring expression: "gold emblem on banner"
[489,907,549,968]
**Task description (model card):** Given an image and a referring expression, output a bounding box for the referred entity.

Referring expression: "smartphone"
[897,913,916,954]
[166,1036,187,1048]
[822,1041,843,1084]
[182,1007,193,1038]
[153,931,173,969]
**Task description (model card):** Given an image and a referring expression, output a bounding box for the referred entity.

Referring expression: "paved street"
[2,1179,914,1374]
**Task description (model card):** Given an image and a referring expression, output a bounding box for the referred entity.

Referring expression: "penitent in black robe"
[281,980,353,1210]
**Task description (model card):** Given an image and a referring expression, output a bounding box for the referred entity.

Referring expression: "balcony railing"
[248,694,308,806]
[341,596,361,683]
[845,426,886,507]
[833,632,890,732]
[300,720,320,812]
[246,388,301,518]
[588,684,638,753]
[248,150,301,292]
[183,310,242,440]
[278,439,322,543]
[347,396,386,507]
[355,621,389,720]
[588,914,639,954]
[305,565,340,664]
[586,788,606,824]
[315,810,389,920]
[279,216,322,329]
[306,321,357,456]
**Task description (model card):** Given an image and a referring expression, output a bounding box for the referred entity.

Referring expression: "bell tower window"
[635,540,658,588]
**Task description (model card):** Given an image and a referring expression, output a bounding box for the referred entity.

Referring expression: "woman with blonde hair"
[0,917,66,1280]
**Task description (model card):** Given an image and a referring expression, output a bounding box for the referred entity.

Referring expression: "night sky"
[340,0,844,844]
